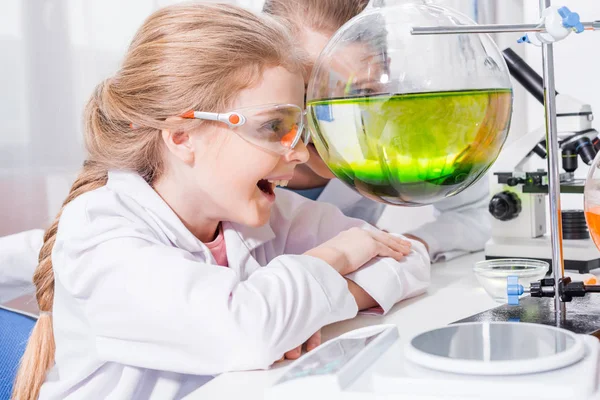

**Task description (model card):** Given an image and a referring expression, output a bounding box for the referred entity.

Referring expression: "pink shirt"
[204,225,228,267]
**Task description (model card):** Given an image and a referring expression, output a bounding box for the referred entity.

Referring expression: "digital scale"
[266,323,600,400]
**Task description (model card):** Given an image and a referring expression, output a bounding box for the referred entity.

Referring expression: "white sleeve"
[52,215,358,375]
[0,229,44,303]
[406,175,491,262]
[344,236,430,314]
[276,191,431,315]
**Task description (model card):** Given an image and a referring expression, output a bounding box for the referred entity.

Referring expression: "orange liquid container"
[585,207,600,250]
[584,152,600,252]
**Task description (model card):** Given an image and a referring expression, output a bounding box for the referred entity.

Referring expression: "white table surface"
[191,251,507,399]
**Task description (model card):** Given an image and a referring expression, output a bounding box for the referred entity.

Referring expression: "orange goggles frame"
[181,103,309,154]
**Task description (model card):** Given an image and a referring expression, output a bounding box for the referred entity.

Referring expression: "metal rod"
[410,21,599,35]
[538,0,565,322]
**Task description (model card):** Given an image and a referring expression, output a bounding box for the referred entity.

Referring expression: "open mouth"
[256,179,290,197]
[257,179,275,196]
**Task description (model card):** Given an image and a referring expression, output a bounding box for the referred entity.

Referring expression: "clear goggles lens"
[230,104,309,154]
[184,104,309,154]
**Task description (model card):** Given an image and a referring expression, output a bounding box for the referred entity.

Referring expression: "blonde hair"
[263,0,370,35]
[12,4,303,399]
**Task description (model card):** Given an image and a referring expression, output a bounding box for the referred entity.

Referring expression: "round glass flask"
[306,0,513,205]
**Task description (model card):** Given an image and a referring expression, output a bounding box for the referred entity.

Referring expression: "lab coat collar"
[106,171,275,253]
[226,221,275,252]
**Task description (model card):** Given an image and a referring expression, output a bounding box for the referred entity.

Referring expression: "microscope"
[484,48,600,273]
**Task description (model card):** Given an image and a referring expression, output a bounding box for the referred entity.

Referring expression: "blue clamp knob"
[517,34,531,44]
[507,276,524,306]
[558,6,584,33]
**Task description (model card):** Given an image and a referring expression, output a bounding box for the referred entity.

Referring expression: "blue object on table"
[0,308,36,400]
[507,276,525,306]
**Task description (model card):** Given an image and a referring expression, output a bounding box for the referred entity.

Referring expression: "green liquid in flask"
[307,89,512,205]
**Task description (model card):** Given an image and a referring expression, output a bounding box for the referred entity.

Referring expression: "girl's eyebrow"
[253,108,295,118]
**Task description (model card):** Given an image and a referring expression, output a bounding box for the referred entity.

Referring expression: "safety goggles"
[181,104,310,155]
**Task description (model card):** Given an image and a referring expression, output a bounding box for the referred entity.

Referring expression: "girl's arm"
[53,205,359,375]
[346,278,377,309]
[276,189,431,314]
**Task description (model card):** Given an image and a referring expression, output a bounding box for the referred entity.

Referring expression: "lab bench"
[191,251,502,399]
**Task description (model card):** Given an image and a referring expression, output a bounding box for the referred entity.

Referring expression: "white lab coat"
[39,171,429,399]
[0,229,43,303]
[0,174,487,305]
[317,176,491,262]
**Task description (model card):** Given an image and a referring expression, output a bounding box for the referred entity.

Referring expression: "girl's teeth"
[266,179,289,188]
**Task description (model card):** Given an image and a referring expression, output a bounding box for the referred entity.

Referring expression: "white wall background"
[1,0,599,236]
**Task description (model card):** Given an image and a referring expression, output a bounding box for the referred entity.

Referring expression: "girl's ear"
[161,117,195,165]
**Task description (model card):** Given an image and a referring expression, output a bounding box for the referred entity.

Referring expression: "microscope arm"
[503,48,557,105]
[492,48,595,173]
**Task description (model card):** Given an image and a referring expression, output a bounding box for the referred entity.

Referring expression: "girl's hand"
[305,227,411,276]
[402,233,429,252]
[276,330,322,363]
[279,228,410,366]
